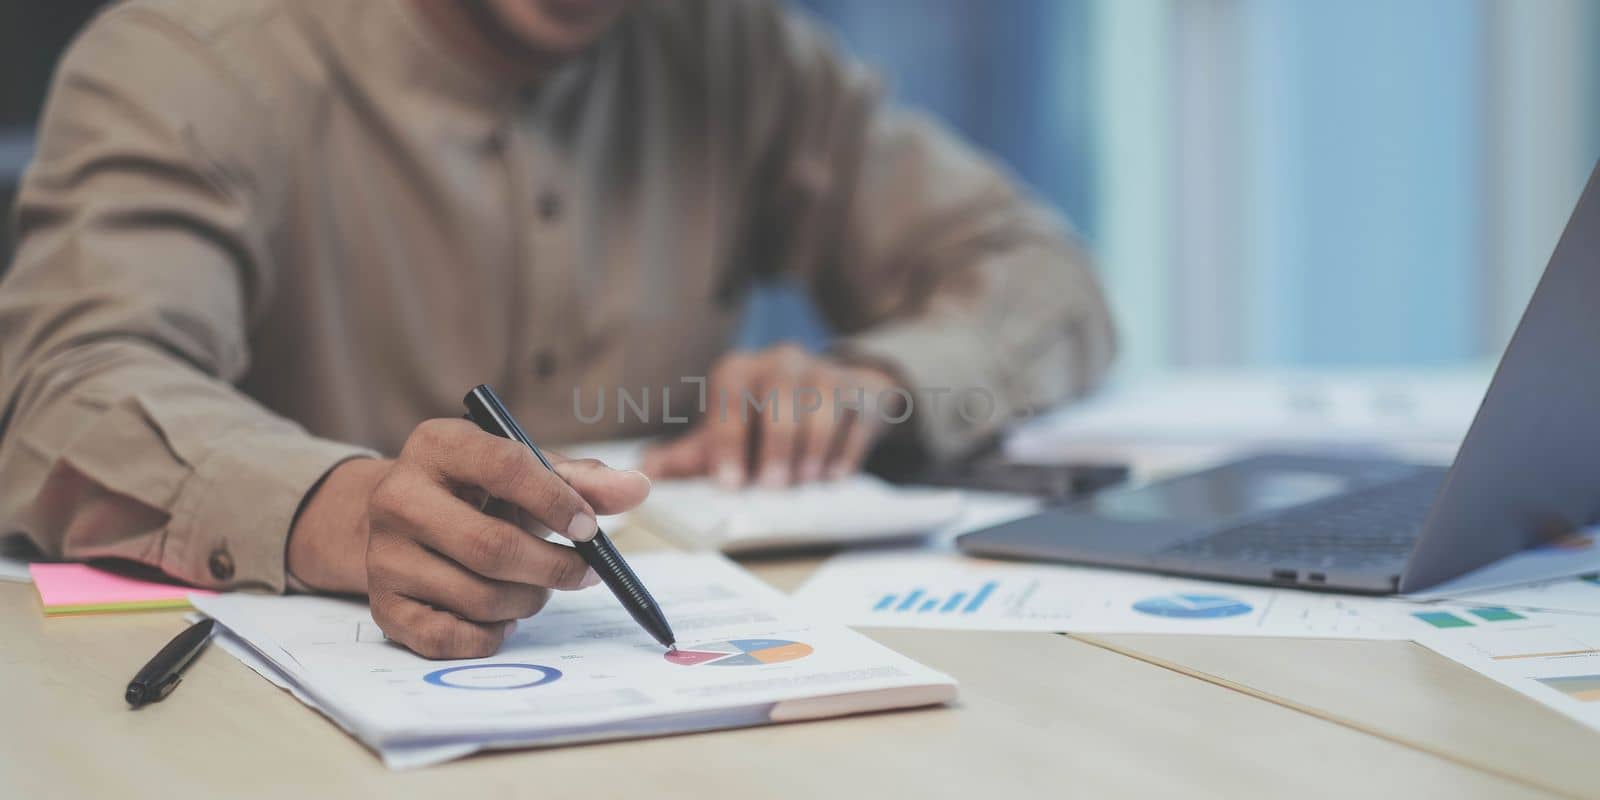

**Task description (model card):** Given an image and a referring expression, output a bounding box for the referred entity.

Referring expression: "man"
[0,0,1114,657]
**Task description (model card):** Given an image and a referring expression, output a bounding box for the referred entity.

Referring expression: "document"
[1422,574,1600,616]
[0,535,38,583]
[194,553,956,769]
[1412,613,1600,735]
[0,556,31,583]
[787,550,1579,641]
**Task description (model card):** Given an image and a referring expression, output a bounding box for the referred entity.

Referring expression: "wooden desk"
[3,533,1591,800]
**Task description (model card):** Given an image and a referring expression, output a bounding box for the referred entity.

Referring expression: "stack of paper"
[196,553,955,768]
[788,550,1512,640]
[1409,610,1600,734]
[1435,574,1600,616]
[788,531,1600,737]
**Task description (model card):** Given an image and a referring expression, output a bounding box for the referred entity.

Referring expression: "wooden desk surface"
[1,543,1591,799]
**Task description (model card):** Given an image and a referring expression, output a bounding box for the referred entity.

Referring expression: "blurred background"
[4,0,1599,381]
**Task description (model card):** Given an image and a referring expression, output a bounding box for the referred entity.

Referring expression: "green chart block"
[1469,607,1525,622]
[1413,611,1474,629]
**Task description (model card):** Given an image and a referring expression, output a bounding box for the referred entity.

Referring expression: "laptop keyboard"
[1159,473,1444,569]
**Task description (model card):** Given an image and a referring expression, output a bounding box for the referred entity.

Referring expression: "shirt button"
[208,548,235,582]
[484,126,509,154]
[532,349,558,379]
[537,191,562,222]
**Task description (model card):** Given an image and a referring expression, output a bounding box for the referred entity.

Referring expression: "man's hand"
[642,344,906,488]
[287,418,650,659]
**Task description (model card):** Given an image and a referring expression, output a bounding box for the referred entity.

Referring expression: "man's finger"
[640,434,710,480]
[706,355,757,488]
[828,406,881,480]
[797,375,840,483]
[374,476,596,587]
[371,592,513,660]
[551,457,651,515]
[372,539,551,623]
[408,418,597,542]
[755,375,801,487]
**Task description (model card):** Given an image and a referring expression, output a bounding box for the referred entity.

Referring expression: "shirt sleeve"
[0,8,374,591]
[737,2,1118,461]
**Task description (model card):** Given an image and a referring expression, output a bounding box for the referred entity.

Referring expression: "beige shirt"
[0,0,1114,592]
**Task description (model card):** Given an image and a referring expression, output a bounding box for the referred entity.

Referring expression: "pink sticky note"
[30,563,216,615]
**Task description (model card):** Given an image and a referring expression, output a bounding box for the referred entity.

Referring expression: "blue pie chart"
[1132,593,1253,619]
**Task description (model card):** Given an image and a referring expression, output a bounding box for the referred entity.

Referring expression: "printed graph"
[423,663,563,690]
[1412,607,1526,629]
[1535,674,1600,702]
[665,639,814,667]
[1132,594,1253,619]
[1460,627,1600,661]
[871,581,998,615]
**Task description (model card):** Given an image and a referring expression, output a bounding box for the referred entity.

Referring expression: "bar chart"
[794,552,1082,630]
[872,581,999,615]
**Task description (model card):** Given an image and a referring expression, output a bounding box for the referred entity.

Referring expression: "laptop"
[957,162,1600,594]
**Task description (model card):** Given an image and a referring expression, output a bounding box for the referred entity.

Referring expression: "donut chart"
[665,638,814,667]
[423,663,563,689]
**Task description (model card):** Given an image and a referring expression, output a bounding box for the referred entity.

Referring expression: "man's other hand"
[641,344,905,488]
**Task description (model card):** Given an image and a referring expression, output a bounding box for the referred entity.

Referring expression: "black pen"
[464,384,677,650]
[126,618,215,708]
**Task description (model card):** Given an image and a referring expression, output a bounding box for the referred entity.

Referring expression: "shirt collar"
[364,0,521,112]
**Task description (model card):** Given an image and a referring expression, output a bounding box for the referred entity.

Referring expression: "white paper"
[194,553,955,768]
[0,536,39,583]
[1412,613,1600,734]
[1423,574,1600,616]
[637,475,963,553]
[207,627,480,768]
[787,550,1468,640]
[0,557,31,583]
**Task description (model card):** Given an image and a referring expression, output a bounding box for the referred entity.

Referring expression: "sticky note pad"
[30,563,215,615]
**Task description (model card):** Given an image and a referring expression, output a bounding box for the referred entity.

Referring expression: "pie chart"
[1132,593,1253,619]
[664,638,814,667]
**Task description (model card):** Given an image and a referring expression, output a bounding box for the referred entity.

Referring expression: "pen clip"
[155,674,183,701]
